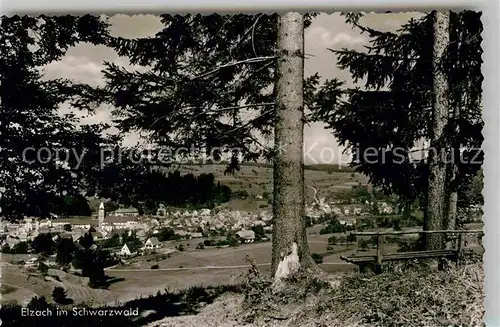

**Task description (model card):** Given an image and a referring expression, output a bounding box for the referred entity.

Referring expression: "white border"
[1,1,499,325]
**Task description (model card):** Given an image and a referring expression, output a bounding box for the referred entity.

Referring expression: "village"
[0,194,398,261]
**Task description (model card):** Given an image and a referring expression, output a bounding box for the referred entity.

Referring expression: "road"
[105,262,351,272]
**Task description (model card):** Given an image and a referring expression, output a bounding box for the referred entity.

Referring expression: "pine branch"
[229,15,264,59]
[192,56,276,80]
[150,102,275,128]
[329,48,416,62]
[225,109,274,134]
[210,102,275,112]
[251,14,264,58]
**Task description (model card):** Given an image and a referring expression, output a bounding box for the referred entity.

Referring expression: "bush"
[151,264,159,269]
[52,286,68,304]
[358,239,370,251]
[1,244,10,253]
[346,233,357,243]
[38,262,49,275]
[328,236,338,245]
[311,253,323,264]
[233,190,249,199]
[319,216,349,235]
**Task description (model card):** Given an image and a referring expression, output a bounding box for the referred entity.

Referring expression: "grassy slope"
[173,164,368,211]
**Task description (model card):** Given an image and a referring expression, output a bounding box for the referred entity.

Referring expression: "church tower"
[98,202,105,232]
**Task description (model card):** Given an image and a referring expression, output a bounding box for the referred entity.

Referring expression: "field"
[0,232,355,307]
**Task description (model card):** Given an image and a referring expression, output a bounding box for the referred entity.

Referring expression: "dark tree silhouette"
[0,15,116,220]
[31,233,55,255]
[310,11,483,228]
[78,232,94,249]
[52,286,69,304]
[56,237,75,265]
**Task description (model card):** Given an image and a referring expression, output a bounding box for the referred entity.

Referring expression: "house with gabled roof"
[120,242,139,256]
[144,237,161,250]
[236,230,255,243]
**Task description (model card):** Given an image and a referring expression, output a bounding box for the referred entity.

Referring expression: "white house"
[112,208,139,217]
[120,242,139,256]
[252,220,266,227]
[144,237,161,250]
[200,209,211,216]
[236,230,255,243]
[189,232,203,239]
[25,257,39,268]
[91,231,105,241]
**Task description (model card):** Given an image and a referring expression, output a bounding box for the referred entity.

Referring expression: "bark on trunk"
[424,11,450,250]
[272,12,315,281]
[445,89,461,248]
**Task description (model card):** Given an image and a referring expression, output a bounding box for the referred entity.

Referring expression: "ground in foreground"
[145,261,484,327]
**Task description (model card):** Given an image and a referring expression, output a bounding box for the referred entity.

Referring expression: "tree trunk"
[272,13,315,282]
[424,11,450,250]
[445,82,461,249]
[445,106,460,248]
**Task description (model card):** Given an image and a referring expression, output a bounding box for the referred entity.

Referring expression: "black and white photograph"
[0,11,485,326]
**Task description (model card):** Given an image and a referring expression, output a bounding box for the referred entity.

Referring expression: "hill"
[167,164,369,211]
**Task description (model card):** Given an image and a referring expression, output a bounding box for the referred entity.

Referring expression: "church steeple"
[98,202,105,232]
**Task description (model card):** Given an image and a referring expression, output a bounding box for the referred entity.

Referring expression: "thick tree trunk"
[272,13,315,281]
[424,11,450,250]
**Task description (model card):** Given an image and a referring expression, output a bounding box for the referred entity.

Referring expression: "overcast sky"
[42,12,424,165]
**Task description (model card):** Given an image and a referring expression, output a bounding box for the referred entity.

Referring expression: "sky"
[42,12,425,165]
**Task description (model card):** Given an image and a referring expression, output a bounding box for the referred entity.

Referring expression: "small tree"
[52,286,68,304]
[1,244,10,253]
[63,224,72,232]
[251,225,266,241]
[56,238,75,265]
[103,233,121,248]
[12,241,30,254]
[311,253,323,264]
[328,235,338,245]
[338,236,347,245]
[346,233,357,244]
[79,232,94,249]
[27,296,50,311]
[38,262,49,276]
[31,233,55,255]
